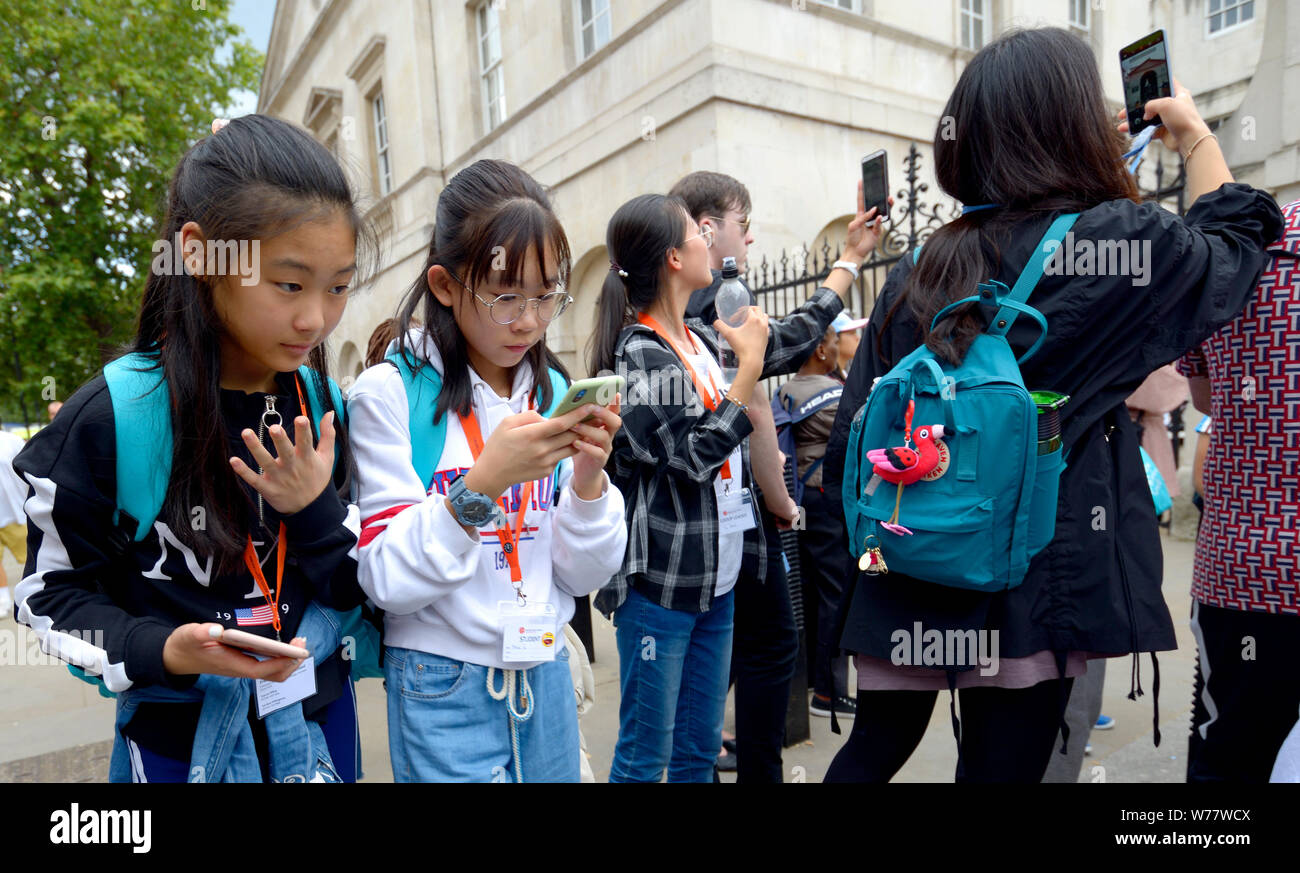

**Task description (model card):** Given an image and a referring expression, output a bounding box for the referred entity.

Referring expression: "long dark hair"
[133,114,372,573]
[890,27,1140,365]
[587,194,690,375]
[394,159,572,424]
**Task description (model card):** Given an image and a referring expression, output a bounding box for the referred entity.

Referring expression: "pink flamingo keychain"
[863,398,946,535]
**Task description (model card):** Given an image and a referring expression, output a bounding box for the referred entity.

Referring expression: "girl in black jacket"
[821,27,1284,782]
[13,116,370,782]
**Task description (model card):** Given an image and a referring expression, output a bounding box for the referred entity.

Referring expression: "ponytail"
[586,194,689,376]
[588,270,632,376]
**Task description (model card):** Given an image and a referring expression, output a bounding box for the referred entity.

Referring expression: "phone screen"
[1120,30,1172,135]
[861,151,889,220]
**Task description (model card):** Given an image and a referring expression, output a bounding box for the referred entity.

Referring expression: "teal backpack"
[68,352,382,696]
[842,214,1077,592]
[384,350,569,488]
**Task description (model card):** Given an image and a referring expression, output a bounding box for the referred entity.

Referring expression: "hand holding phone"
[860,150,890,221]
[212,626,310,660]
[1119,30,1173,136]
[547,375,625,422]
[162,622,308,683]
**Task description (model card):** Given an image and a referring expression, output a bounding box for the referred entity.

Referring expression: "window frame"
[1206,0,1255,38]
[574,0,612,61]
[476,0,506,131]
[370,88,392,197]
[960,0,988,51]
[1069,0,1089,31]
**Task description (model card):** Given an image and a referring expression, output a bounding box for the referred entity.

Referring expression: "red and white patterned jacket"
[1178,200,1300,615]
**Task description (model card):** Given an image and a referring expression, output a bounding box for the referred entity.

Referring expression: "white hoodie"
[347,331,627,670]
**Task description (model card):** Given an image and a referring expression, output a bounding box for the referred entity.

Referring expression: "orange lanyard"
[239,374,310,639]
[458,404,533,598]
[636,313,733,480]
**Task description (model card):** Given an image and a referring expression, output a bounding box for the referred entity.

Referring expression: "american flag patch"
[235,605,275,627]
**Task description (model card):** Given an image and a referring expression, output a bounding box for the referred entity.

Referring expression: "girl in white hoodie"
[347,160,627,782]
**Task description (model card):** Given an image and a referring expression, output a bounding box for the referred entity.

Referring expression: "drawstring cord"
[487,667,534,782]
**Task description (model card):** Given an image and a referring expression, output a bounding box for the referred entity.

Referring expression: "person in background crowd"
[0,428,28,618]
[777,325,857,719]
[365,318,401,369]
[832,310,868,381]
[1125,362,1189,507]
[1178,198,1300,783]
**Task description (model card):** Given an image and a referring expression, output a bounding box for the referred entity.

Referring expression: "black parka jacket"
[823,184,1283,689]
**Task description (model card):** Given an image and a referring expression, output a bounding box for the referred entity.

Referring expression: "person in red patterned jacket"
[1178,198,1300,783]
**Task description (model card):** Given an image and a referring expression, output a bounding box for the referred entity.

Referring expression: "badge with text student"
[498,600,559,662]
[714,446,757,535]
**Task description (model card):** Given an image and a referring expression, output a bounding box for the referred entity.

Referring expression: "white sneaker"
[0,587,12,620]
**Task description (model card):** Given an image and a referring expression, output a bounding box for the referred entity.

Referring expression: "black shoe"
[716,749,737,771]
[809,694,857,719]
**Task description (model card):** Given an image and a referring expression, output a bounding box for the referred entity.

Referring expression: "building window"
[1069,0,1089,30]
[371,90,392,196]
[813,0,858,10]
[1208,0,1254,35]
[477,0,505,130]
[960,0,987,51]
[576,0,611,60]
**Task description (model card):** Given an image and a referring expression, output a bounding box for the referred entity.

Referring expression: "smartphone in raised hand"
[861,150,889,221]
[1120,30,1173,135]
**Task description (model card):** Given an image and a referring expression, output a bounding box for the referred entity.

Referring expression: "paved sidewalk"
[0,529,1198,783]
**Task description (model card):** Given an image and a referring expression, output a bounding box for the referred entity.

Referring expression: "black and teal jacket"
[10,366,363,749]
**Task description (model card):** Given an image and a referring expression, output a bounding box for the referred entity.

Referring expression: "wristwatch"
[446,476,507,528]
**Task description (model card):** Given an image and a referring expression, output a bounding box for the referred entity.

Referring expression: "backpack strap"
[386,350,568,490]
[929,213,1079,366]
[104,352,172,542]
[385,351,448,491]
[296,366,345,470]
[984,212,1079,349]
[104,355,345,542]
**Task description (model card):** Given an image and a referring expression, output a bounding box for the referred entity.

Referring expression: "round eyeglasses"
[448,272,573,326]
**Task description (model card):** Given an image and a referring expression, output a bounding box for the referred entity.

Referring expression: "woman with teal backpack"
[12,115,373,782]
[822,28,1283,782]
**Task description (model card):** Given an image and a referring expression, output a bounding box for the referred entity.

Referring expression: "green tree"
[0,0,262,425]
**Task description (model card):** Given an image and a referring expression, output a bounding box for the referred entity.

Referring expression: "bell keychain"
[858,534,888,575]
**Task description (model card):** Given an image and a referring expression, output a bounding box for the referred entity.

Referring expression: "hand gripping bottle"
[714,256,748,386]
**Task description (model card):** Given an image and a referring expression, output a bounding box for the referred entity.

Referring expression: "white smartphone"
[547,375,625,421]
[212,626,310,660]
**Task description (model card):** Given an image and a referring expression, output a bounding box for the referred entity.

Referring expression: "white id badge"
[498,601,560,663]
[254,656,317,719]
[717,487,758,535]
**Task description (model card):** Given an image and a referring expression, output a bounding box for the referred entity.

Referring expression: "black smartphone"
[1119,30,1172,135]
[861,150,889,221]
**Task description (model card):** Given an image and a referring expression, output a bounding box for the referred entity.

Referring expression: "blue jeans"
[384,645,579,783]
[609,587,735,782]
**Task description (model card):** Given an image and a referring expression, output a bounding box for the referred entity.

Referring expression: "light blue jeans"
[384,644,579,782]
[609,587,735,782]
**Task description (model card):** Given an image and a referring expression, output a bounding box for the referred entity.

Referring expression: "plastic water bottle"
[714,257,748,385]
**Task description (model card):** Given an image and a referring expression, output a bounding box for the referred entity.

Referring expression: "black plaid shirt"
[595,285,844,616]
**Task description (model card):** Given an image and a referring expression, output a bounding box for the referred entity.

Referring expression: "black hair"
[394,159,572,425]
[587,194,692,376]
[886,27,1140,366]
[132,114,373,574]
